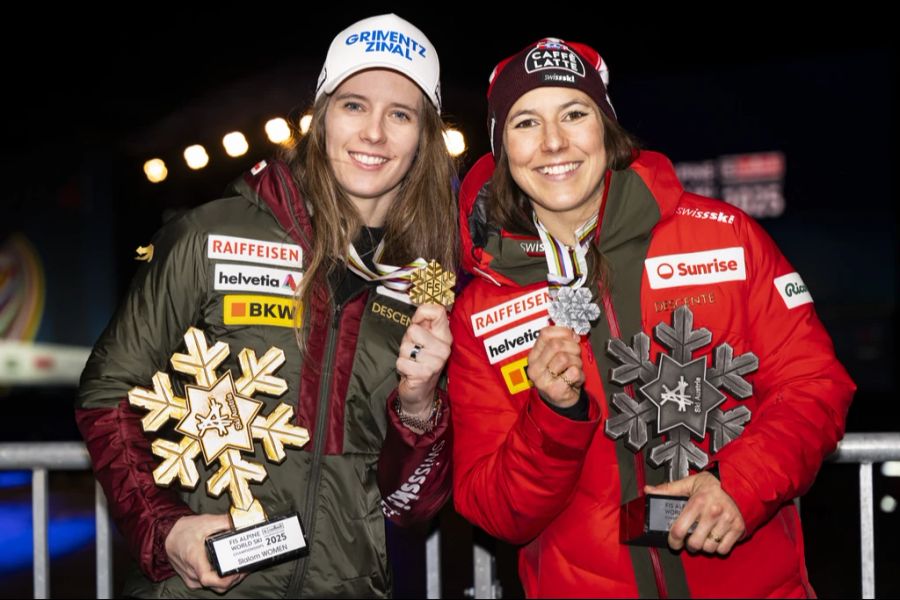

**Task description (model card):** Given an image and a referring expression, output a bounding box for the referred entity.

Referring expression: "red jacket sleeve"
[448,293,601,545]
[76,217,206,580]
[378,388,452,526]
[714,217,856,533]
[76,402,194,580]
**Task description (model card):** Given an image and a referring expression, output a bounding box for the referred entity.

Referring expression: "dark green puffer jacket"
[76,159,452,598]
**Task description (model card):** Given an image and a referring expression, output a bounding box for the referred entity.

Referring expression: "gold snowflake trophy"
[128,327,310,576]
[409,259,456,307]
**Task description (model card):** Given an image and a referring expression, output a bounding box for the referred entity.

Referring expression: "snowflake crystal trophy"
[128,327,310,575]
[604,305,758,546]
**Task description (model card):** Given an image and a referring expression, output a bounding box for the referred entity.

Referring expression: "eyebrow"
[333,92,420,115]
[507,99,591,122]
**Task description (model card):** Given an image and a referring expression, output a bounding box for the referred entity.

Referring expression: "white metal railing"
[0,442,111,599]
[2,433,899,599]
[826,432,900,599]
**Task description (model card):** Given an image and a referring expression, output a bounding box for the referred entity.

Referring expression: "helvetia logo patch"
[214,264,302,296]
[483,317,548,365]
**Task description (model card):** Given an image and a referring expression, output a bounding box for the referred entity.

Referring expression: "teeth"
[350,152,388,166]
[538,163,578,175]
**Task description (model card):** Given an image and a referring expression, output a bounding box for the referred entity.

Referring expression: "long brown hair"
[282,91,458,348]
[487,108,639,289]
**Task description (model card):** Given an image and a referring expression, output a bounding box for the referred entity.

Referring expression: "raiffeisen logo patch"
[525,39,586,78]
[470,288,552,337]
[224,295,298,328]
[645,248,746,289]
[214,264,302,296]
[774,272,813,309]
[208,234,302,269]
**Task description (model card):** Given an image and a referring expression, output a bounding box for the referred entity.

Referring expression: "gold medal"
[409,260,456,307]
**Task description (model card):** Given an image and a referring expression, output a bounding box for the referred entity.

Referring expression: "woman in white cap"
[77,14,456,598]
[448,38,854,597]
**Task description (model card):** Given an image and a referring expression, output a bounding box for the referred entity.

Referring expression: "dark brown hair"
[487,108,639,289]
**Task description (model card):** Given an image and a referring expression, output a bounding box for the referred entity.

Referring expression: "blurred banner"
[676,152,786,218]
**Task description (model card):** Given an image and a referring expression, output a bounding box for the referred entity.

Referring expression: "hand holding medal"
[525,325,585,407]
[346,240,455,432]
[395,260,455,431]
[526,212,601,405]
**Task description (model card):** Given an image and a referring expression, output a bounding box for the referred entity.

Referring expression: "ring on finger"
[559,373,579,390]
[410,344,423,361]
[707,532,723,543]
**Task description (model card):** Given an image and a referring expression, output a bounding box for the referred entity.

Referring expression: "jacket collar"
[458,150,683,288]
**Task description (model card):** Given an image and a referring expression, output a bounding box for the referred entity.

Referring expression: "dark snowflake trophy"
[127,328,310,575]
[604,306,758,546]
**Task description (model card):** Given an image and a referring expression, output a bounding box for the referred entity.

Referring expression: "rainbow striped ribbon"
[532,212,599,289]
[346,240,427,294]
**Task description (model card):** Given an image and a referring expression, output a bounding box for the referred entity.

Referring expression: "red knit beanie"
[487,38,617,157]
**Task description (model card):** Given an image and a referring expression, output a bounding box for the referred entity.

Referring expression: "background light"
[299,114,313,135]
[143,158,168,183]
[222,131,249,157]
[265,118,291,144]
[443,129,466,157]
[184,145,209,170]
[882,462,900,477]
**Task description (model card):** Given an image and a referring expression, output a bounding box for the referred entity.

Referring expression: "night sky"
[4,7,894,180]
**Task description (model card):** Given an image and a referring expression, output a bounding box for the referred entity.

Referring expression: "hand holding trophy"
[605,306,758,549]
[128,327,309,575]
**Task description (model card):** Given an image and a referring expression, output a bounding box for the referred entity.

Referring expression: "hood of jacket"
[227,158,315,253]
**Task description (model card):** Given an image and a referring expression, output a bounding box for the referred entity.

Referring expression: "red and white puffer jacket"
[448,150,855,598]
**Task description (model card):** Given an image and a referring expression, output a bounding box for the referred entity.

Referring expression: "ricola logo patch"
[774,272,813,309]
[645,248,746,289]
[525,39,586,78]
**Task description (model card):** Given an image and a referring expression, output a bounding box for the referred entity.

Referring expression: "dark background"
[1,5,896,598]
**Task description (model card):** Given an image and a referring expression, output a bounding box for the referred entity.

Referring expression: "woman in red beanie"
[448,37,855,597]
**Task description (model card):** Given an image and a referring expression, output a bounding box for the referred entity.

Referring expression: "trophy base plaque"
[620,494,689,547]
[206,513,307,576]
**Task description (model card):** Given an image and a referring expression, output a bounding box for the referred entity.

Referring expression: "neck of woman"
[533,198,603,246]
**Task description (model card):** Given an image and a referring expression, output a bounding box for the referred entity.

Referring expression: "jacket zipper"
[603,293,668,600]
[288,302,343,598]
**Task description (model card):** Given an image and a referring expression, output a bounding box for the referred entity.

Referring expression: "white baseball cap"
[315,13,442,112]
